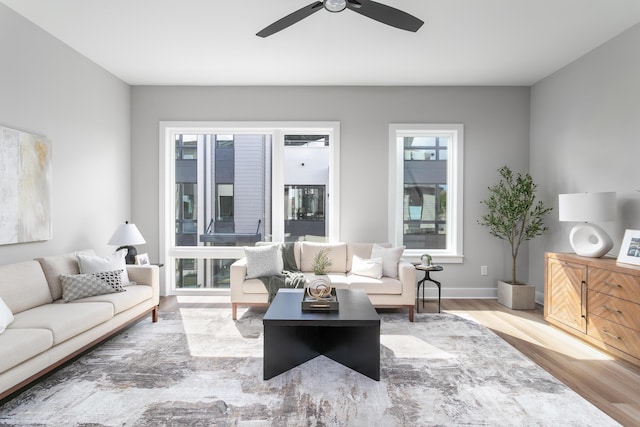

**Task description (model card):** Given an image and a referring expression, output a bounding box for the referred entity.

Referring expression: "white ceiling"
[2,0,640,86]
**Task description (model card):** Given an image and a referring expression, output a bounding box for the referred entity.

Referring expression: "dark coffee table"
[263,288,381,381]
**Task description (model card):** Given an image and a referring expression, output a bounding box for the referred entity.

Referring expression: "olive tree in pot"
[478,166,552,309]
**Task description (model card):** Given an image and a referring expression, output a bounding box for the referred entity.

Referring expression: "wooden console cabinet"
[545,252,640,367]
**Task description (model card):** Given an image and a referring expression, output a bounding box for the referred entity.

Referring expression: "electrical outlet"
[481,265,488,276]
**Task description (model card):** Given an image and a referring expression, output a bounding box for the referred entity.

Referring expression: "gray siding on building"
[234,135,267,235]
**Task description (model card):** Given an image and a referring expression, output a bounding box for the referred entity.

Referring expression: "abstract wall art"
[0,126,52,245]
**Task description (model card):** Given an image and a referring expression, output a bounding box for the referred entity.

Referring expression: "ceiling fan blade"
[257,1,324,38]
[347,0,424,32]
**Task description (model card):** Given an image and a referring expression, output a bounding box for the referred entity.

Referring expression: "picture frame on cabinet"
[616,229,640,266]
[135,253,150,265]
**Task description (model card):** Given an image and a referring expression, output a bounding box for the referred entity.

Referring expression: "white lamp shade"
[108,222,146,246]
[558,192,617,222]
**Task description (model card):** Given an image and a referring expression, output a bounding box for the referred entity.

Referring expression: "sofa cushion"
[244,245,282,279]
[242,278,271,294]
[60,270,126,303]
[36,249,95,301]
[0,297,14,334]
[9,302,114,345]
[75,284,152,314]
[351,255,383,279]
[77,249,132,284]
[0,260,52,314]
[371,244,405,278]
[348,275,403,294]
[0,328,53,374]
[300,242,347,273]
[302,273,350,289]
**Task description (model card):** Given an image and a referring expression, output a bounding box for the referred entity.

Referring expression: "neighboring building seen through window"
[403,136,448,249]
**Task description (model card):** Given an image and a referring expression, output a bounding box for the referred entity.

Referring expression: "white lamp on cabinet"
[558,192,617,258]
[108,221,146,264]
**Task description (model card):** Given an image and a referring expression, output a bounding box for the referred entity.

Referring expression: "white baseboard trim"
[416,288,545,306]
[417,287,497,299]
[535,291,544,306]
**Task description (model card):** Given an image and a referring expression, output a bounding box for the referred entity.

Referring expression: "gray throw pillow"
[244,245,282,279]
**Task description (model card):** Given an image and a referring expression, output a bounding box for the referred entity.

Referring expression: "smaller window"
[389,124,463,263]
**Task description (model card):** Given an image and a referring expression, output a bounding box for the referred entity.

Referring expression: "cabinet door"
[546,258,587,333]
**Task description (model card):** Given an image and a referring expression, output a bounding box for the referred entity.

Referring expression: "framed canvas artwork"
[0,126,52,245]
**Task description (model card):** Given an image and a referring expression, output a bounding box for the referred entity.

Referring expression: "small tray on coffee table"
[302,288,339,311]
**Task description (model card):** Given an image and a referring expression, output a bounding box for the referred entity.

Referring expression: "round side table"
[413,264,444,313]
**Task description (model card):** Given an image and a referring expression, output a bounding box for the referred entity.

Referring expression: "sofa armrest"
[397,259,417,303]
[126,265,160,306]
[230,258,248,300]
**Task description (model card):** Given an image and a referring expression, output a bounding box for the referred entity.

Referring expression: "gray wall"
[132,86,531,296]
[529,23,640,294]
[0,4,131,265]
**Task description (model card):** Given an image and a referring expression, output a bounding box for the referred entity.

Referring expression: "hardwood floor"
[430,299,640,427]
[160,296,640,426]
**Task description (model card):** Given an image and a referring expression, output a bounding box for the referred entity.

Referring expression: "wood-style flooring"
[160,296,640,426]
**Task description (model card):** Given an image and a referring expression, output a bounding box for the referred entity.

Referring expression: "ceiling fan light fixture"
[324,0,347,13]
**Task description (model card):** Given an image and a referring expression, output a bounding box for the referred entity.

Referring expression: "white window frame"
[388,124,464,263]
[160,121,340,295]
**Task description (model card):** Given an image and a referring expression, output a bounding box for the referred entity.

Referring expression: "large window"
[160,122,339,295]
[389,124,463,263]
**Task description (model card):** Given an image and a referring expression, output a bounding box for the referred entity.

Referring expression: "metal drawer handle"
[602,305,623,315]
[601,329,622,340]
[604,281,623,289]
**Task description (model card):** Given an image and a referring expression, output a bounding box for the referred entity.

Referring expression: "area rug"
[0,306,618,426]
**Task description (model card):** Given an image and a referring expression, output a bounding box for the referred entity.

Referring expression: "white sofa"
[231,242,416,321]
[0,251,159,401]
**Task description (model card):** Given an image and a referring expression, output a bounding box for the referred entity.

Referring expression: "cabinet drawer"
[587,315,640,358]
[588,267,640,302]
[588,290,640,332]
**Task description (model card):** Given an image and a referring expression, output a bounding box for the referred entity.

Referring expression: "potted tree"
[478,166,552,309]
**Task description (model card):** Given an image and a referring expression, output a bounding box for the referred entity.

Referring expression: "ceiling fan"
[256,0,424,38]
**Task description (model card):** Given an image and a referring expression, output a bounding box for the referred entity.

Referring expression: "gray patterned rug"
[0,305,618,426]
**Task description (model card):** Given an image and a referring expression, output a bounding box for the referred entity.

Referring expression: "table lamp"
[558,192,617,258]
[108,221,146,264]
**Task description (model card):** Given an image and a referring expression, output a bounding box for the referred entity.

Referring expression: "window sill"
[403,251,464,264]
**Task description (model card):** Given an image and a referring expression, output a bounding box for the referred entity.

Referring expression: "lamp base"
[569,223,613,258]
[116,245,138,264]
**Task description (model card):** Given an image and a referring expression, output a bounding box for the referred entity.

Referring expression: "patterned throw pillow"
[59,269,126,303]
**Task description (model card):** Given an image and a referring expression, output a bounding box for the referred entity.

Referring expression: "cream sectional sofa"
[231,242,416,321]
[0,251,159,401]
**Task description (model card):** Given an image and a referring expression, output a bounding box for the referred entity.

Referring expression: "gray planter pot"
[497,280,536,310]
